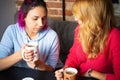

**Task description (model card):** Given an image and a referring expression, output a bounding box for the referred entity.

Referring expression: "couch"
[14,12,78,65]
[48,18,78,64]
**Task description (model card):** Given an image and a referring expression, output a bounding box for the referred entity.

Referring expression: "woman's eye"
[33,18,38,20]
[32,16,38,20]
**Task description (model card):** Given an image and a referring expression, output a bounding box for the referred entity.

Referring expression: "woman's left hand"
[82,69,106,80]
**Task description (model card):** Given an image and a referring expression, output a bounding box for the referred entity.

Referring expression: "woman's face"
[24,6,47,34]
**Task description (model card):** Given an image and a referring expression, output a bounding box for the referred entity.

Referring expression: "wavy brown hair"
[72,0,116,59]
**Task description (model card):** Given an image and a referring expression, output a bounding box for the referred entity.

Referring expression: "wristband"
[87,69,92,77]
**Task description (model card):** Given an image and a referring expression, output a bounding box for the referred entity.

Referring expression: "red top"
[65,25,120,80]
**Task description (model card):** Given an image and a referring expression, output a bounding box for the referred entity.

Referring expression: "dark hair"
[18,0,47,28]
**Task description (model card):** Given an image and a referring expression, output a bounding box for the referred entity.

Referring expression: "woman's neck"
[27,33,38,40]
[25,30,38,40]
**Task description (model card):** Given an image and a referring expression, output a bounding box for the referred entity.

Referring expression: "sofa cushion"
[48,18,78,64]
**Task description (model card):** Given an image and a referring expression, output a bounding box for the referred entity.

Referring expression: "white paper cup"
[64,67,78,80]
[22,77,34,80]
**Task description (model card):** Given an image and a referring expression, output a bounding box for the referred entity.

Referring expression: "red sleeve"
[65,25,81,68]
[106,28,120,80]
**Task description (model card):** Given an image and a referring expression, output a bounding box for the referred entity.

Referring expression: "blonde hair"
[72,0,116,59]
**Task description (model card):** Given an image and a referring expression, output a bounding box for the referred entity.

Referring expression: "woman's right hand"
[55,68,64,80]
[17,44,26,60]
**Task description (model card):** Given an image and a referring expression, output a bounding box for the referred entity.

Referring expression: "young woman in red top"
[55,0,120,80]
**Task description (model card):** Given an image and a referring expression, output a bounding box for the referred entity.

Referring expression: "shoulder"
[39,27,59,41]
[5,23,21,32]
[109,27,120,38]
[0,23,21,43]
[40,27,59,45]
[3,23,24,39]
[3,23,17,34]
[108,27,120,45]
[46,27,58,37]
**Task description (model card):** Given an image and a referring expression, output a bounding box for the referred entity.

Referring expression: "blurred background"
[0,0,120,40]
[0,0,16,40]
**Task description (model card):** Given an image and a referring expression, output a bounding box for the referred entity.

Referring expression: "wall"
[15,0,120,27]
[0,0,16,40]
[44,0,75,21]
[16,0,75,21]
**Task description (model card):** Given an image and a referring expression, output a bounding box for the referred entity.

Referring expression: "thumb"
[22,44,27,49]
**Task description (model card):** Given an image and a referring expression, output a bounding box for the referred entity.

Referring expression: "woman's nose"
[38,19,43,26]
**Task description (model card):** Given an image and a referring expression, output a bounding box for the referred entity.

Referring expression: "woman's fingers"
[56,77,64,80]
[55,69,64,80]
[24,50,34,61]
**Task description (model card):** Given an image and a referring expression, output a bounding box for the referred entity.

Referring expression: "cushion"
[48,18,78,64]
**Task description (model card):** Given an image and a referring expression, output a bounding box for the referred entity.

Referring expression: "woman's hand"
[23,48,34,62]
[55,68,64,80]
[23,48,35,68]
[17,44,26,60]
[22,45,54,71]
[82,69,106,80]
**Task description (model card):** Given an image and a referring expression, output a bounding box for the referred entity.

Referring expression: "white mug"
[22,41,39,62]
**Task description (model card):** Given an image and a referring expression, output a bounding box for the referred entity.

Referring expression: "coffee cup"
[22,41,39,62]
[22,77,34,80]
[64,67,78,80]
